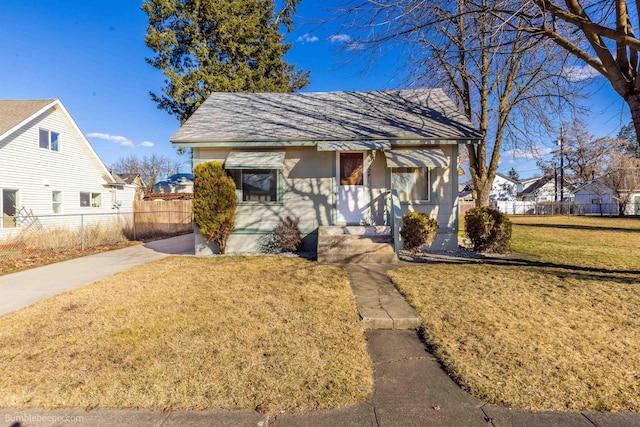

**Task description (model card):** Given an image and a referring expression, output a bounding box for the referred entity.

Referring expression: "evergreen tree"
[617,122,639,158]
[507,167,520,182]
[143,0,309,123]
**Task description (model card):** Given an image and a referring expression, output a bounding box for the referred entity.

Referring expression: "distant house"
[153,173,193,194]
[490,173,521,201]
[517,176,573,202]
[572,180,618,215]
[0,99,134,238]
[114,173,146,201]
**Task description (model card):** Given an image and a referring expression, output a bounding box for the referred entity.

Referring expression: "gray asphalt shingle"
[171,89,480,144]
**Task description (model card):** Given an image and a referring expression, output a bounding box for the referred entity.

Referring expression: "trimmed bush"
[400,212,439,253]
[273,216,302,252]
[193,161,236,253]
[464,207,512,253]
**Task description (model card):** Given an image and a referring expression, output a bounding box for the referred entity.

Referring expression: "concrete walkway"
[0,233,194,317]
[1,255,639,426]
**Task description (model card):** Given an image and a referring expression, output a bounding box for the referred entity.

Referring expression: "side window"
[52,191,63,213]
[39,129,60,151]
[229,169,279,203]
[391,167,430,202]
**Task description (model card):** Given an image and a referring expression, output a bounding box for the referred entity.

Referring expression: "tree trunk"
[627,92,640,149]
[473,177,493,208]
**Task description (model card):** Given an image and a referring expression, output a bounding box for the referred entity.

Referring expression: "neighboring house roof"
[495,172,519,184]
[155,173,194,186]
[0,98,116,185]
[117,173,145,186]
[0,99,56,138]
[518,176,574,198]
[171,89,482,145]
[572,179,615,194]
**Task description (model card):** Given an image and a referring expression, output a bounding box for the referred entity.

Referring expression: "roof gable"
[0,99,56,139]
[0,98,116,184]
[171,89,481,145]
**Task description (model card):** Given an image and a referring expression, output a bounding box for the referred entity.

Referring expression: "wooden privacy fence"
[133,200,193,239]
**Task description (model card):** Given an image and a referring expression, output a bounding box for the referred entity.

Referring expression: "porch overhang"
[316,141,391,151]
[224,151,285,170]
[384,148,448,168]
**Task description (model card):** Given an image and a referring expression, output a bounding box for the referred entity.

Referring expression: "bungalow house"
[170,90,481,259]
[572,180,618,215]
[0,99,134,239]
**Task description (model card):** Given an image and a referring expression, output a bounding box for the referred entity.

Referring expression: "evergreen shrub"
[192,161,236,253]
[464,207,512,253]
[400,212,439,253]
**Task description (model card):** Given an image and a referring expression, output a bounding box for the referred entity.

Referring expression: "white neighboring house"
[490,173,521,201]
[572,180,618,215]
[0,99,135,239]
[518,176,574,202]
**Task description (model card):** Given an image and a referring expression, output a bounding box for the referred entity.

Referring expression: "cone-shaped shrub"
[193,161,236,253]
[464,207,512,253]
[400,212,439,254]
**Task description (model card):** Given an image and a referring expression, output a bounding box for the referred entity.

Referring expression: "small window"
[1,189,20,229]
[52,191,63,214]
[80,192,102,207]
[229,169,279,203]
[591,198,600,204]
[91,193,102,207]
[39,129,60,151]
[391,167,430,202]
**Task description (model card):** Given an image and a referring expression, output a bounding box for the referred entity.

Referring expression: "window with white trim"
[39,129,60,151]
[52,191,63,214]
[80,192,102,207]
[1,188,20,229]
[391,167,430,202]
[229,169,279,203]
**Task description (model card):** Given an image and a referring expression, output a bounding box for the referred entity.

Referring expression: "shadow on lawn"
[410,254,640,286]
[514,223,640,234]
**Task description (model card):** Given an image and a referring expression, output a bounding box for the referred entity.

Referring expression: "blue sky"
[0,0,630,180]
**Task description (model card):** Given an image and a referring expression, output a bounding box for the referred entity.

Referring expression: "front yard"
[0,257,372,414]
[390,215,640,412]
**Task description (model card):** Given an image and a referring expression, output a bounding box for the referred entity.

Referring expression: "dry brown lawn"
[0,257,372,414]
[390,215,640,412]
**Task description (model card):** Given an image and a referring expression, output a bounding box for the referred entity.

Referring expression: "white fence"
[494,201,621,216]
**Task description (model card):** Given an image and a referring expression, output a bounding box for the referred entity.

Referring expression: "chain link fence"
[0,210,192,262]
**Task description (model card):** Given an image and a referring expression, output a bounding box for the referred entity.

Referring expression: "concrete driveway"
[0,233,194,317]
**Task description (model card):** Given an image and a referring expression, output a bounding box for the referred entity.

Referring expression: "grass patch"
[0,257,372,413]
[389,215,640,412]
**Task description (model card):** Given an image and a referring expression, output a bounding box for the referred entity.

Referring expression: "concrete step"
[317,226,397,263]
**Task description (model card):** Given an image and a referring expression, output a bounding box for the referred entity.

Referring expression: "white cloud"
[87,132,134,148]
[504,146,554,160]
[297,33,319,43]
[139,141,154,147]
[329,34,352,44]
[563,65,601,82]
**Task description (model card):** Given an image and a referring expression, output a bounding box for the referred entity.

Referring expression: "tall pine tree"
[143,0,309,123]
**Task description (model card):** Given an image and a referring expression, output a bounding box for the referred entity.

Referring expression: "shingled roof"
[0,99,56,137]
[171,89,481,145]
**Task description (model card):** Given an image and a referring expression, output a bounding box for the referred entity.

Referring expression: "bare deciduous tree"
[112,154,183,194]
[495,0,640,146]
[338,1,584,206]
[602,148,640,214]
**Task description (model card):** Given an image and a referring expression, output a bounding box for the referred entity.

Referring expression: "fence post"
[80,214,85,251]
[168,210,172,234]
[133,211,137,241]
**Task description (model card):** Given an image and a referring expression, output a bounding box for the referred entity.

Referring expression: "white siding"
[0,105,128,238]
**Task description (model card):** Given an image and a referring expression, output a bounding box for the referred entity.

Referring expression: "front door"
[635,196,640,215]
[336,152,368,224]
